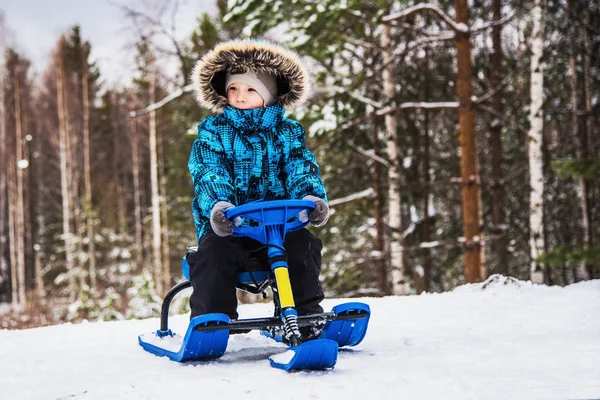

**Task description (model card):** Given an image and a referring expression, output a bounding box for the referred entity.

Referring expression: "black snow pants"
[187,228,324,320]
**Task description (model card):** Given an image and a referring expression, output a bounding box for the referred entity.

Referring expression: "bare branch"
[346,91,383,109]
[382,4,467,33]
[376,101,459,116]
[113,1,189,85]
[338,100,458,132]
[345,37,382,51]
[170,0,180,35]
[474,75,512,104]
[477,104,503,119]
[387,234,505,252]
[471,6,533,33]
[329,188,375,207]
[389,31,455,59]
[339,113,371,132]
[103,83,194,119]
[343,9,370,24]
[371,32,455,75]
[347,142,390,168]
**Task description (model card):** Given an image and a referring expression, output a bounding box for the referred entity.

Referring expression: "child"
[187,39,329,335]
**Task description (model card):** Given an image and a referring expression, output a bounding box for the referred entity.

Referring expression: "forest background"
[1,0,598,328]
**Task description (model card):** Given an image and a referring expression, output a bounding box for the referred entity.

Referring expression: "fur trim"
[191,39,310,112]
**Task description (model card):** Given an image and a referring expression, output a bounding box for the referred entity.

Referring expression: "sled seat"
[182,246,271,293]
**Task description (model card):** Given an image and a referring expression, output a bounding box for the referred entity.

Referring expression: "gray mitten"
[303,195,330,227]
[210,201,235,237]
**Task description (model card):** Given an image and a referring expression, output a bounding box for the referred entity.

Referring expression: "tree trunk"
[454,0,482,283]
[381,23,406,295]
[57,51,76,300]
[117,177,127,234]
[372,114,387,295]
[34,121,45,300]
[24,118,33,294]
[149,71,163,295]
[516,14,526,94]
[13,66,27,309]
[489,0,508,276]
[110,103,128,235]
[566,0,581,279]
[0,14,8,302]
[158,127,171,290]
[82,57,96,291]
[8,159,18,305]
[579,6,593,280]
[130,117,144,269]
[422,110,431,292]
[528,0,546,284]
[420,46,432,293]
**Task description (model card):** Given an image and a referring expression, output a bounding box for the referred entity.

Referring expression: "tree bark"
[57,48,76,300]
[34,121,45,300]
[130,117,144,269]
[528,0,546,284]
[110,101,127,235]
[422,52,431,292]
[82,55,96,291]
[149,70,163,295]
[13,65,27,309]
[579,6,593,280]
[422,43,431,292]
[381,23,406,295]
[516,13,526,93]
[454,0,482,283]
[0,13,8,301]
[489,0,508,276]
[372,114,387,295]
[158,127,171,290]
[8,158,18,305]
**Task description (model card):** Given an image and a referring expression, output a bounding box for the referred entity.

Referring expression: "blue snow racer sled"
[138,200,370,371]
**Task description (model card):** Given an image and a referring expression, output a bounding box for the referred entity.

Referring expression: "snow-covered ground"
[1,276,599,400]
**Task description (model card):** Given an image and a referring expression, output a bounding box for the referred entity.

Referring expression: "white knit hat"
[225,69,278,106]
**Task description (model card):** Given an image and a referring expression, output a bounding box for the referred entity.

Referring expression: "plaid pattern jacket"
[189,102,327,242]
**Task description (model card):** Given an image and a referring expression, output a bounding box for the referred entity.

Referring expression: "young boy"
[187,39,329,333]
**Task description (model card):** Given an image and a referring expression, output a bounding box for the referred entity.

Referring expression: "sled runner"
[139,200,370,371]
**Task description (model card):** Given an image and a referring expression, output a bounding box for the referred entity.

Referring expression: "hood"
[191,39,310,112]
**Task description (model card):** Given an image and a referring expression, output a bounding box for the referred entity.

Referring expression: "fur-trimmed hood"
[191,39,310,112]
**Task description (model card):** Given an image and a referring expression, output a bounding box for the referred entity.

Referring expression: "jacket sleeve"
[283,120,328,202]
[188,117,237,218]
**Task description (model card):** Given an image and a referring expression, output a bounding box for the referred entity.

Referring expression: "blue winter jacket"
[189,102,327,242]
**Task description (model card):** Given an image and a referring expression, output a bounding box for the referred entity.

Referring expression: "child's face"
[226,82,265,109]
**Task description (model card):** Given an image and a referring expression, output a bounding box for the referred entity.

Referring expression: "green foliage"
[126,270,163,320]
[551,158,600,180]
[66,284,97,322]
[133,35,154,93]
[536,245,600,269]
[96,288,126,321]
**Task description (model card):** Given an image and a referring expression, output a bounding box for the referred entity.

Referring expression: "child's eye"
[228,86,237,91]
[248,88,256,92]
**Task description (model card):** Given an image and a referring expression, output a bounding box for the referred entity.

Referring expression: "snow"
[270,349,296,364]
[139,331,183,353]
[17,159,29,169]
[1,276,599,399]
[455,22,469,33]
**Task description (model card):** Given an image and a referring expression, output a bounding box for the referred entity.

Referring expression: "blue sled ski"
[262,302,371,348]
[321,302,371,347]
[138,313,230,362]
[269,339,339,371]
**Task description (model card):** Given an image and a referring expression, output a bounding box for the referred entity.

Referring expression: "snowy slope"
[1,276,599,400]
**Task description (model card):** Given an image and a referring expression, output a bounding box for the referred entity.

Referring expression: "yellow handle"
[274,267,295,308]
